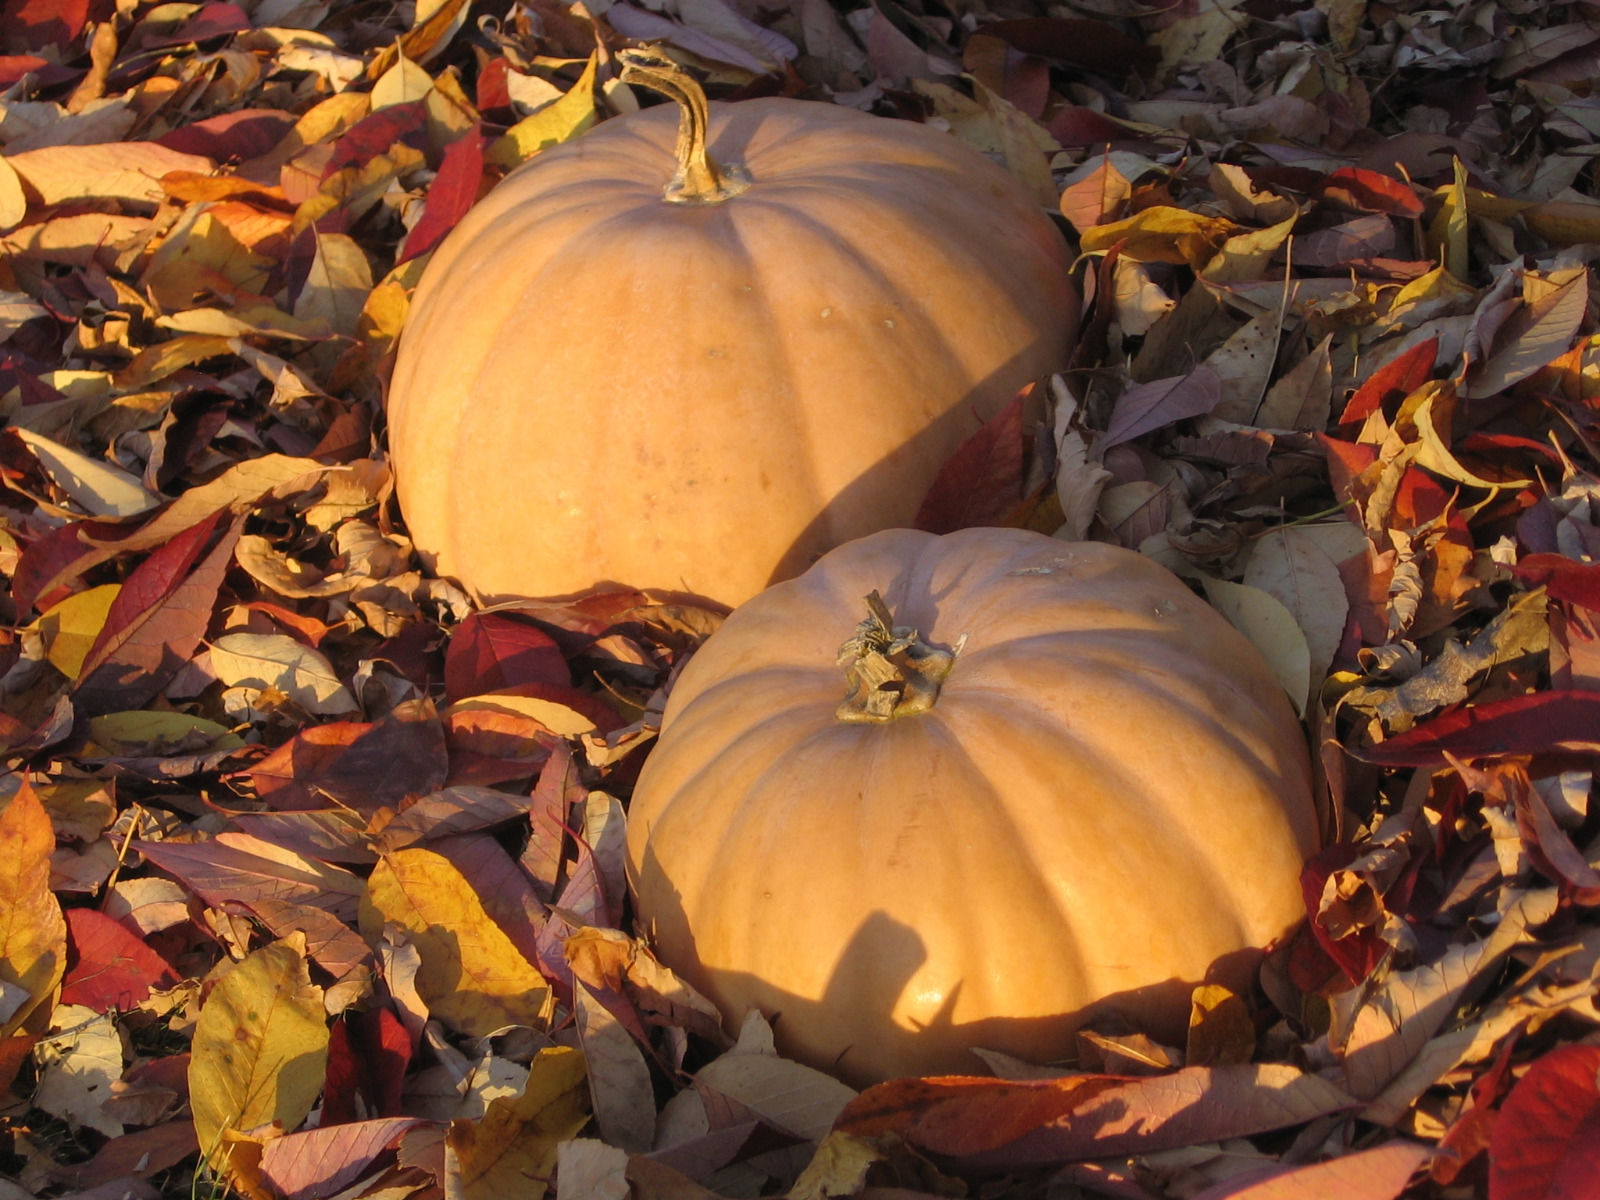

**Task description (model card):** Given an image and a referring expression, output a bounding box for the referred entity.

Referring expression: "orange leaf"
[0,777,66,1037]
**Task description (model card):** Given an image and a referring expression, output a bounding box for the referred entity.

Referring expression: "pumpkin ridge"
[960,648,1308,944]
[740,192,1044,368]
[713,205,824,550]
[942,697,1254,1009]
[912,714,1096,1025]
[729,202,970,434]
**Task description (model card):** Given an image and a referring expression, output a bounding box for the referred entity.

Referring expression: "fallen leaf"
[188,933,329,1173]
[1488,1044,1600,1200]
[446,1045,590,1200]
[209,631,359,715]
[836,1063,1355,1167]
[1202,575,1313,714]
[359,847,554,1036]
[1103,366,1223,449]
[0,778,67,1037]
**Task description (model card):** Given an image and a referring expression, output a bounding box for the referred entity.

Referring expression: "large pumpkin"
[625,527,1319,1085]
[387,53,1077,607]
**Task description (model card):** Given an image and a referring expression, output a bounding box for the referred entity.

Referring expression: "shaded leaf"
[1489,1045,1600,1200]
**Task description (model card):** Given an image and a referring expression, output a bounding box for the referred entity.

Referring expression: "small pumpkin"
[625,527,1319,1085]
[387,53,1077,607]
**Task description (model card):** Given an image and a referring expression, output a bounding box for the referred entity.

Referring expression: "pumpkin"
[387,52,1077,607]
[625,527,1319,1085]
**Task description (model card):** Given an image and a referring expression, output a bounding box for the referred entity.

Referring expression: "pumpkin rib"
[739,188,1063,369]
[945,693,1257,970]
[946,639,1311,939]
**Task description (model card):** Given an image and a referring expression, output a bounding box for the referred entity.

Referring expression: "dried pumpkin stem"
[836,591,955,723]
[617,48,751,204]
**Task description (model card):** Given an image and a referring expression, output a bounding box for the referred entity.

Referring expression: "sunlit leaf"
[487,53,598,168]
[359,848,553,1037]
[188,934,329,1172]
[0,779,66,1037]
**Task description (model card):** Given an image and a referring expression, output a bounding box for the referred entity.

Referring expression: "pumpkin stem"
[836,591,955,723]
[617,48,751,204]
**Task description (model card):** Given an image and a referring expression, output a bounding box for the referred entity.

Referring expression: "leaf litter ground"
[1,1,1599,1199]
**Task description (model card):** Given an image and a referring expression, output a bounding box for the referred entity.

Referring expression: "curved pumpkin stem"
[617,47,751,204]
[836,591,956,723]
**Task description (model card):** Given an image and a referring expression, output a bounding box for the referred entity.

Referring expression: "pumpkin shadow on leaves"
[632,837,1269,1090]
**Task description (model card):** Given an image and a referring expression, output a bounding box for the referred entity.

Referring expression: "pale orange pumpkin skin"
[625,527,1319,1085]
[387,97,1076,607]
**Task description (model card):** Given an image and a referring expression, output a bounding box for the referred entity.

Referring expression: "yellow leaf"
[371,51,434,110]
[360,849,554,1036]
[445,693,600,736]
[1523,199,1600,246]
[1200,575,1312,716]
[1186,984,1256,1067]
[446,1046,589,1200]
[189,934,328,1180]
[34,583,119,678]
[1386,263,1476,322]
[0,779,67,1038]
[1426,157,1470,277]
[143,208,277,312]
[1198,210,1299,284]
[293,230,375,338]
[1411,391,1531,489]
[1078,205,1241,269]
[487,53,598,169]
[85,710,245,756]
[0,155,26,232]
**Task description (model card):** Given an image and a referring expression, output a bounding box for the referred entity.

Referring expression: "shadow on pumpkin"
[631,837,1269,1090]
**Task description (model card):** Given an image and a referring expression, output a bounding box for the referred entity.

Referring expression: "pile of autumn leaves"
[1,1,1599,1199]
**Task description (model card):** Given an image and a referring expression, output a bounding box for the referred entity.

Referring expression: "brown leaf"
[836,1065,1355,1168]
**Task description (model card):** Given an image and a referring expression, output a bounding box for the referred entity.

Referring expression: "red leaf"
[1338,337,1438,424]
[3,0,89,53]
[1434,1029,1522,1185]
[73,512,242,715]
[242,704,448,813]
[1514,554,1600,612]
[1049,105,1137,147]
[323,102,429,178]
[400,128,489,263]
[157,109,295,163]
[913,392,1028,534]
[444,611,571,701]
[1318,167,1426,218]
[60,909,178,1012]
[1489,1045,1600,1200]
[476,56,513,111]
[0,54,50,88]
[1299,843,1390,987]
[1359,691,1600,765]
[137,2,251,49]
[323,1008,413,1125]
[0,1033,38,1094]
[10,517,126,616]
